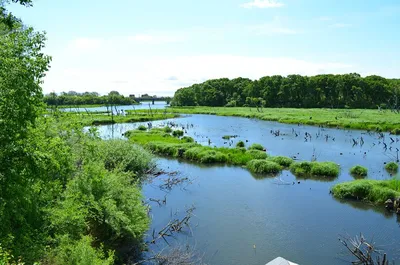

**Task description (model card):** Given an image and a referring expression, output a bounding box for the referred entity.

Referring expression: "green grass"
[247,159,282,175]
[350,165,368,178]
[222,135,237,140]
[236,140,245,148]
[245,149,269,159]
[290,161,340,178]
[267,156,294,167]
[248,143,264,151]
[169,107,400,132]
[385,162,399,174]
[172,130,184,137]
[332,178,400,204]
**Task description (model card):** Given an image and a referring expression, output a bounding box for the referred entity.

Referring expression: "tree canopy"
[171,74,400,109]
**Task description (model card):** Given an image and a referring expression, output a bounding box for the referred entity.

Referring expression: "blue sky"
[8,0,400,96]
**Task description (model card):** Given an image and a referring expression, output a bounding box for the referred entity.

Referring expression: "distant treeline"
[44,91,135,106]
[171,74,400,109]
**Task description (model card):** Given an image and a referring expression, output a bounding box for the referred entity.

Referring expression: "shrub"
[98,140,153,178]
[350,165,368,178]
[310,162,340,177]
[172,130,184,137]
[246,149,268,160]
[164,126,173,133]
[248,143,264,151]
[385,162,399,173]
[236,140,245,148]
[181,136,194,143]
[137,125,147,131]
[247,159,282,175]
[268,156,293,167]
[49,235,114,265]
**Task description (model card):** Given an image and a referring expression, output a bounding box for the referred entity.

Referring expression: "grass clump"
[236,140,245,148]
[248,143,264,151]
[332,178,400,204]
[245,149,269,159]
[164,126,173,133]
[172,130,184,137]
[290,161,339,178]
[137,125,147,131]
[350,165,368,178]
[385,162,399,174]
[268,156,293,167]
[391,128,400,135]
[247,159,282,175]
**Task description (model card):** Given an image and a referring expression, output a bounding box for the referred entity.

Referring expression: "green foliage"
[171,74,400,110]
[247,159,282,175]
[290,161,340,178]
[48,235,114,265]
[248,143,264,151]
[332,179,400,204]
[391,128,400,135]
[385,162,399,173]
[350,165,368,178]
[164,126,173,133]
[44,91,135,106]
[245,149,269,159]
[268,156,294,167]
[172,130,184,137]
[137,125,147,131]
[236,140,245,148]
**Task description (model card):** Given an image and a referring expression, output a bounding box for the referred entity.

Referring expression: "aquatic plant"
[385,162,399,173]
[172,130,184,137]
[245,149,269,160]
[137,125,147,131]
[349,165,368,178]
[391,128,400,135]
[332,179,400,204]
[248,143,264,151]
[164,126,173,133]
[247,159,282,175]
[290,161,339,178]
[236,140,245,148]
[268,156,294,167]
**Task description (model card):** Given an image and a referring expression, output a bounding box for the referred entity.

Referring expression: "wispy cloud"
[330,23,352,28]
[241,0,284,9]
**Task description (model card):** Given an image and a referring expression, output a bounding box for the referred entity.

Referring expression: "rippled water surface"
[96,114,400,265]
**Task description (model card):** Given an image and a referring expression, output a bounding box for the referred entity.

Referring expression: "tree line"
[171,74,400,109]
[44,91,135,106]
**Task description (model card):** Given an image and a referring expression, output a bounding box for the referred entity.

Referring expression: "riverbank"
[168,107,400,133]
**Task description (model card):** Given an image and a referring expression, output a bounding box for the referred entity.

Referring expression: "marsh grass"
[236,140,245,148]
[350,165,368,178]
[267,156,294,167]
[332,178,400,204]
[169,107,400,132]
[248,143,264,151]
[385,162,399,174]
[290,161,340,178]
[247,159,282,175]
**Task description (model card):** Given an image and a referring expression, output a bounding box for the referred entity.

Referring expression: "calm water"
[95,114,400,265]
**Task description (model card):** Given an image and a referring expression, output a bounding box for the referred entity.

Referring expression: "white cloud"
[241,0,285,9]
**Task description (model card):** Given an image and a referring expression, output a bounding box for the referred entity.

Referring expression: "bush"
[164,126,173,133]
[236,140,245,148]
[172,130,184,137]
[350,165,368,178]
[247,159,282,175]
[248,143,264,151]
[385,162,399,173]
[246,149,268,160]
[137,125,147,131]
[268,156,293,167]
[49,235,114,265]
[98,140,153,178]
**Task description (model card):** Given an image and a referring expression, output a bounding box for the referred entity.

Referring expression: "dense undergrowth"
[332,178,400,204]
[126,127,340,178]
[169,107,400,133]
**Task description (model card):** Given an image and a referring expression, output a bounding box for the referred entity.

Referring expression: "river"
[94,114,400,265]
